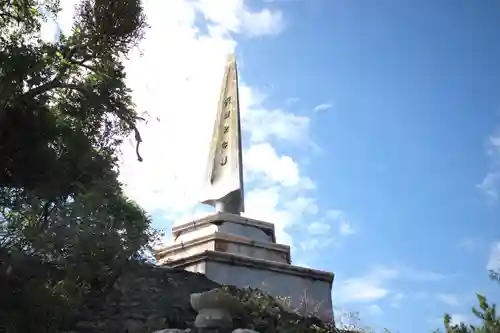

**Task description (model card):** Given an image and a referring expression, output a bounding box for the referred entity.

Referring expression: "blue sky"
[59,0,500,332]
[232,0,500,331]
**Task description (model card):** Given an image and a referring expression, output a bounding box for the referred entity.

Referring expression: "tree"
[436,271,500,333]
[1,0,146,196]
[0,0,160,331]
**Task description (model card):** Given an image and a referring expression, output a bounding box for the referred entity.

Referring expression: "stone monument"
[200,53,245,215]
[155,54,334,322]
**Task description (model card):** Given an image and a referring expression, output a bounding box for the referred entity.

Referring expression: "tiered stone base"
[155,212,334,322]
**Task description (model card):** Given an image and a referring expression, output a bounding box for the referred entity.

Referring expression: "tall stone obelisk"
[200,54,245,215]
[156,53,335,323]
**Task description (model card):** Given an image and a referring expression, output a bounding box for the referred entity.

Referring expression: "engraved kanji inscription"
[220,156,228,166]
[223,110,231,119]
[221,141,229,149]
[223,96,231,107]
[224,125,229,133]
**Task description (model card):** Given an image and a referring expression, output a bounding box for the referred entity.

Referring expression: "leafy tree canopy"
[0,0,160,330]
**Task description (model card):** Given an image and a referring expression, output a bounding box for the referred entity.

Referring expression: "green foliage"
[0,0,147,196]
[0,250,79,333]
[0,0,160,332]
[222,285,338,333]
[436,271,500,333]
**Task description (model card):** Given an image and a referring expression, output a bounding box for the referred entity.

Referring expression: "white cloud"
[299,209,356,251]
[335,266,399,303]
[487,242,500,272]
[488,133,500,156]
[244,186,296,245]
[113,0,309,247]
[477,172,500,201]
[335,265,449,304]
[437,293,460,307]
[327,209,357,236]
[479,127,500,201]
[283,196,318,216]
[244,143,300,187]
[339,220,356,236]
[390,292,405,308]
[41,0,346,254]
[338,278,390,303]
[243,105,311,144]
[194,0,284,37]
[313,103,332,112]
[299,238,321,251]
[367,304,382,316]
[307,221,331,235]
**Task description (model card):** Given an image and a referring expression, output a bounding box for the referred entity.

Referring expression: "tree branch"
[20,78,61,99]
[19,68,145,163]
[71,60,99,74]
[19,45,92,100]
[0,12,22,23]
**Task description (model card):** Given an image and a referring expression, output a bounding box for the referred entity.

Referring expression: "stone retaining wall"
[70,263,220,333]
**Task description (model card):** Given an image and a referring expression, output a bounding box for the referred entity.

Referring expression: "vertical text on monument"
[200,54,245,213]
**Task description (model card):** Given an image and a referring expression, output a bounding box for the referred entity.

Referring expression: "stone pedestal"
[190,288,241,330]
[155,212,334,322]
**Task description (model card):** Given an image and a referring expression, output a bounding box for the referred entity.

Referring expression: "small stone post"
[190,288,240,332]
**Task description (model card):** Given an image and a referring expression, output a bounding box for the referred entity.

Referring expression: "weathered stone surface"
[153,329,191,333]
[190,288,241,313]
[70,262,220,333]
[191,288,241,329]
[232,329,259,333]
[200,53,244,214]
[194,307,232,329]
